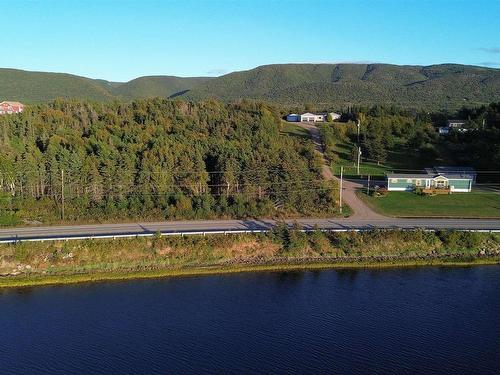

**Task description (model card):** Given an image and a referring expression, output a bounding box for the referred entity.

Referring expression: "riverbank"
[1,256,499,289]
[1,229,499,288]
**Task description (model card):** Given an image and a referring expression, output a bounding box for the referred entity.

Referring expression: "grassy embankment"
[1,228,499,288]
[358,190,500,218]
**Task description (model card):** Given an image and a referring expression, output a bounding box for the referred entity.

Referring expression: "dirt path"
[296,122,386,219]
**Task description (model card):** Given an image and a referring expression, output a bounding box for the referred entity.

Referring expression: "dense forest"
[0,99,337,224]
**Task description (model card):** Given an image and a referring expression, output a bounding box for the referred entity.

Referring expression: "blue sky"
[2,0,499,81]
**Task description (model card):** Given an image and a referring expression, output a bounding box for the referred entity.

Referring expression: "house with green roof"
[387,167,476,193]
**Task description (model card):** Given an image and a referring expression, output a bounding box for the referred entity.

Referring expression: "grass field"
[358,191,500,218]
[281,121,310,140]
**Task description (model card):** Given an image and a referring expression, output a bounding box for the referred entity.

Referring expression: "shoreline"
[1,256,499,289]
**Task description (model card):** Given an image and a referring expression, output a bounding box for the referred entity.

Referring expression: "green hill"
[0,68,116,102]
[187,63,500,109]
[1,63,500,109]
[113,75,212,100]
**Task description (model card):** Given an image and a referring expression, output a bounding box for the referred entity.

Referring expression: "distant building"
[0,101,24,115]
[286,112,341,122]
[438,119,468,135]
[286,114,301,122]
[387,166,476,193]
[446,119,467,129]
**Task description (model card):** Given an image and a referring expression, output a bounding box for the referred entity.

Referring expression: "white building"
[286,112,341,122]
[447,119,467,129]
[438,119,469,135]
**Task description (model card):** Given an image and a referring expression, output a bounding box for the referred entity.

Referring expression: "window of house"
[407,179,412,183]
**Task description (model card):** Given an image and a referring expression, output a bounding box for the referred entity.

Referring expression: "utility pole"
[357,120,361,145]
[367,174,371,195]
[61,169,65,221]
[339,166,343,214]
[357,147,362,175]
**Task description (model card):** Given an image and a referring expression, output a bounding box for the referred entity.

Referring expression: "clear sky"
[2,0,499,82]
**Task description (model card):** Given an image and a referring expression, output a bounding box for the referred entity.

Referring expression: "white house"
[447,119,467,129]
[286,112,341,122]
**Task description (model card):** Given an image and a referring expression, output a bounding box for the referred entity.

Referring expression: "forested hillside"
[2,63,500,110]
[0,68,116,102]
[187,64,500,110]
[0,98,337,225]
[320,103,500,178]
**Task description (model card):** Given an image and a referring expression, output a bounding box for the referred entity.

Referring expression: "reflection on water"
[1,266,499,374]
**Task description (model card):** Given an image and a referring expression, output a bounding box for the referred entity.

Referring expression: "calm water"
[1,266,500,374]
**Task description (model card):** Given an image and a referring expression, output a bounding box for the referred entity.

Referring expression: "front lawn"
[358,191,500,218]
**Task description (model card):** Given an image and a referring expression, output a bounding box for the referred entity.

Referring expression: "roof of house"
[426,166,476,176]
[388,166,476,180]
[0,101,24,106]
[386,173,429,179]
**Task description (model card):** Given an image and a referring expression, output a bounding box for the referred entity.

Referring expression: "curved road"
[296,121,384,219]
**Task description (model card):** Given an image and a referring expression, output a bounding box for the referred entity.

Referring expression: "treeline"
[320,103,500,173]
[0,98,337,224]
[440,102,500,171]
[320,106,437,167]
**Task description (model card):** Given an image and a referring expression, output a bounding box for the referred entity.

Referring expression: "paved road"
[0,218,499,242]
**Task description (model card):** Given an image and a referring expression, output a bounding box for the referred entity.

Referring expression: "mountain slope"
[113,75,212,99]
[0,68,115,102]
[186,63,500,109]
[1,63,500,109]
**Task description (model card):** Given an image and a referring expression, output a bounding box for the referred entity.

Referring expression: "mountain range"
[1,63,500,110]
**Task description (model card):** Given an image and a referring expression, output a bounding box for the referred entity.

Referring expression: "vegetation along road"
[0,218,499,243]
[296,121,385,220]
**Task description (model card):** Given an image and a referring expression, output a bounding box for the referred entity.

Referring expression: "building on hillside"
[438,119,468,135]
[0,101,24,115]
[438,126,450,135]
[286,112,341,122]
[286,113,301,122]
[386,166,476,193]
[447,119,467,129]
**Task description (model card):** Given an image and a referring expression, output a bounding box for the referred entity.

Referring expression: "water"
[1,266,499,374]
